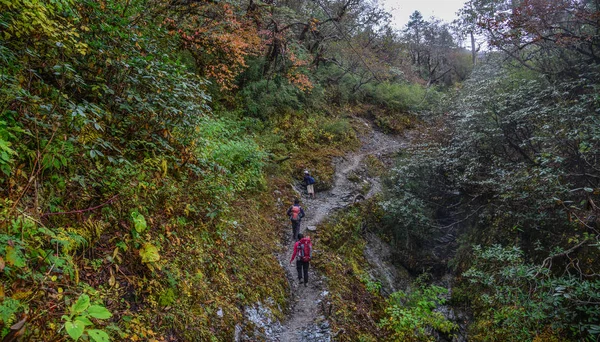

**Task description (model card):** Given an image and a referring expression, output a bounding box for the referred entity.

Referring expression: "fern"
[53,228,88,255]
[83,219,107,241]
[0,297,22,337]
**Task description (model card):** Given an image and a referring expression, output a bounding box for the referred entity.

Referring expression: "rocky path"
[272,119,406,342]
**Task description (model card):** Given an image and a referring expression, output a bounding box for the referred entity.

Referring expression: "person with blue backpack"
[290,233,312,287]
[304,170,316,199]
[286,198,305,241]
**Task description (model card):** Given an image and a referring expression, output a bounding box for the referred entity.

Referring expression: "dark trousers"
[296,259,309,283]
[291,220,301,241]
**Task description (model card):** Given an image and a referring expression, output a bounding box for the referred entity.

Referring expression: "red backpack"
[290,205,301,221]
[297,237,312,262]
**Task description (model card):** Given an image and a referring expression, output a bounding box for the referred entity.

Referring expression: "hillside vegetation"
[1,0,599,341]
[378,1,600,341]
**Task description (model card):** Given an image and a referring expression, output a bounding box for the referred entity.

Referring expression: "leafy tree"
[160,0,262,90]
[400,11,472,86]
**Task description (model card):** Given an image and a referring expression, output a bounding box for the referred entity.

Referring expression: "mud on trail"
[267,119,407,342]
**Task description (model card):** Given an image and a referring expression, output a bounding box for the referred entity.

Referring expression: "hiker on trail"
[290,233,312,287]
[286,198,305,241]
[303,170,316,199]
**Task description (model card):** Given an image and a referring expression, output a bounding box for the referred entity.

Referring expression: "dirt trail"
[273,119,406,342]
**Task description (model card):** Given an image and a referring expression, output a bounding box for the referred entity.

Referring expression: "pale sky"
[380,0,467,29]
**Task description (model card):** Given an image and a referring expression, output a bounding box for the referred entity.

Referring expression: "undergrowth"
[315,199,458,342]
[313,202,388,341]
[267,110,360,190]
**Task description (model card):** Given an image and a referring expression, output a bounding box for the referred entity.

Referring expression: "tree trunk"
[470,31,476,65]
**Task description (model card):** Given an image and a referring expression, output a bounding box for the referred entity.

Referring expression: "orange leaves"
[285,52,313,91]
[286,72,313,92]
[163,2,261,90]
[309,18,319,32]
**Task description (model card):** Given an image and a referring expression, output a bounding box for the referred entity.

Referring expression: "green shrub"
[362,82,438,112]
[463,245,600,341]
[239,77,324,119]
[379,281,457,341]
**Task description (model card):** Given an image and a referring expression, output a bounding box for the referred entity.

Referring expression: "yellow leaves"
[184,204,193,217]
[75,41,89,55]
[108,268,116,287]
[139,242,160,263]
[164,205,174,217]
[12,290,32,300]
[124,317,159,341]
[3,0,87,57]
[160,158,168,177]
[77,123,101,145]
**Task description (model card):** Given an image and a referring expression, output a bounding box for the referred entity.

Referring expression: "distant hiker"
[304,170,316,199]
[290,233,312,287]
[286,198,305,241]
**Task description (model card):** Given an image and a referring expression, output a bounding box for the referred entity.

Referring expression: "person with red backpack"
[290,233,312,286]
[286,198,305,241]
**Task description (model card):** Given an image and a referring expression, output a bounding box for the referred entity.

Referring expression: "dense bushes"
[380,279,457,341]
[462,245,600,341]
[379,52,600,341]
[0,0,289,340]
[361,82,432,112]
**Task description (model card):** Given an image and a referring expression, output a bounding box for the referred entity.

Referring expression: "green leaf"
[87,329,110,342]
[139,243,160,263]
[5,246,26,268]
[65,320,85,340]
[74,316,93,326]
[131,212,147,233]
[71,294,90,315]
[87,305,112,319]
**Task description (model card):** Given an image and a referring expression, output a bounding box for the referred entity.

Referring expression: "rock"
[241,301,283,341]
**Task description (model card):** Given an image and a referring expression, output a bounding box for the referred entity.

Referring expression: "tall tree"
[401,12,469,86]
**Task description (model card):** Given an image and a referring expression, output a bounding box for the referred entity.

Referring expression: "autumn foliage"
[163,2,262,90]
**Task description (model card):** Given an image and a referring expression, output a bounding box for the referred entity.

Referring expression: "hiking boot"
[304,282,308,287]
[298,278,303,283]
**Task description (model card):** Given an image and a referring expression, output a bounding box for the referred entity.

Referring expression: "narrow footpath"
[273,119,406,342]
